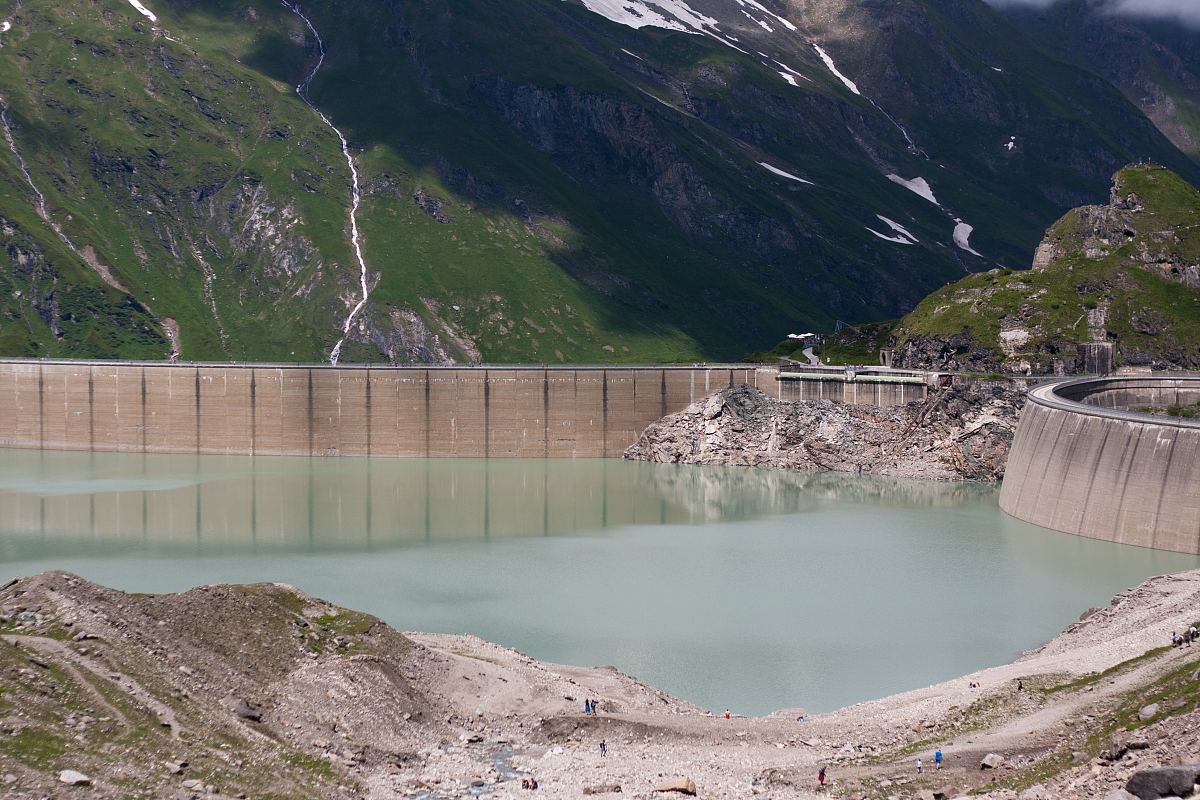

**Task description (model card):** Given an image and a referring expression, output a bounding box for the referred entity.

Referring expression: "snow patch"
[812,43,860,95]
[886,174,938,205]
[619,48,644,61]
[774,60,809,81]
[0,21,11,32]
[1005,136,1015,151]
[126,0,157,22]
[778,71,798,86]
[735,0,798,31]
[953,222,983,257]
[573,0,717,33]
[759,162,813,184]
[875,215,917,243]
[991,66,1003,72]
[866,227,915,245]
[741,10,773,32]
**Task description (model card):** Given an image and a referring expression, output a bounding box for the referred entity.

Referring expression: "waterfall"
[281,2,371,365]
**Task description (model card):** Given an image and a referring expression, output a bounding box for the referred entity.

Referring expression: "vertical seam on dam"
[424,369,431,458]
[194,367,200,452]
[37,362,44,448]
[250,371,257,456]
[88,370,94,451]
[484,369,490,459]
[140,367,146,453]
[602,369,609,459]
[543,369,549,459]
[660,370,666,419]
[365,369,372,458]
[307,368,314,457]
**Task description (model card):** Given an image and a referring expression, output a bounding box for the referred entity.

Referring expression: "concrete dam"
[1000,375,1200,555]
[0,360,935,459]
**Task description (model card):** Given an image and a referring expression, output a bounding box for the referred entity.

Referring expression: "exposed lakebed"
[0,449,1195,715]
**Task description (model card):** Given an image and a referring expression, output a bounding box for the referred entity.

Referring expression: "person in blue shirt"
[935,749,943,770]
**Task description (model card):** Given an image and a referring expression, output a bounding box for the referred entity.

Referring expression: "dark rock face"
[625,382,1026,481]
[890,332,1004,375]
[1125,764,1200,799]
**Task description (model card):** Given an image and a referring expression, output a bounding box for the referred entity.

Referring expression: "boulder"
[1125,765,1200,799]
[980,753,1005,770]
[1137,703,1159,721]
[702,396,724,421]
[583,785,623,795]
[1101,734,1130,762]
[1103,791,1138,800]
[653,777,697,795]
[57,770,90,786]
[229,698,262,722]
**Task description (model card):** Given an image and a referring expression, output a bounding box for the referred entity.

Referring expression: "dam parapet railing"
[999,374,1200,554]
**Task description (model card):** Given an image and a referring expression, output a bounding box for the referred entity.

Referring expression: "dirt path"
[6,634,182,739]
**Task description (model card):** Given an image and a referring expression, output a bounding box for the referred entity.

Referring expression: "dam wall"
[776,367,933,406]
[999,375,1200,554]
[0,360,777,459]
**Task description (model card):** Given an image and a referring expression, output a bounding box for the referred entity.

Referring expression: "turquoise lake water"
[1,449,1196,715]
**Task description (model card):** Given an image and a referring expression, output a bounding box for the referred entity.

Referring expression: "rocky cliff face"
[625,382,1026,481]
[889,164,1200,375]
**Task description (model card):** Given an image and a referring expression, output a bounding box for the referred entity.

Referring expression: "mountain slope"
[890,163,1200,374]
[0,0,1195,363]
[1001,0,1200,163]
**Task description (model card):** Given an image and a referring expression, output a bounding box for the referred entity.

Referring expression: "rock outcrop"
[624,382,1026,481]
[888,164,1200,375]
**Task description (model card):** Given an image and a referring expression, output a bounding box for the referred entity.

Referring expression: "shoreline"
[2,569,1198,798]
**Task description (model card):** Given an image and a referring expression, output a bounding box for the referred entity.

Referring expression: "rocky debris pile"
[624,382,1026,481]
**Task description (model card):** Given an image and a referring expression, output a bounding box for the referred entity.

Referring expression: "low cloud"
[985,0,1200,28]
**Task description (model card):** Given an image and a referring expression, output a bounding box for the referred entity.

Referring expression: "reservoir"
[0,449,1195,715]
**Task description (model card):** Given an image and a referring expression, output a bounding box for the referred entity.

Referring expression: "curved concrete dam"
[999,375,1200,554]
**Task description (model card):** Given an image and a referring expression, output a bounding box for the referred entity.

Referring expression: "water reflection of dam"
[0,450,994,557]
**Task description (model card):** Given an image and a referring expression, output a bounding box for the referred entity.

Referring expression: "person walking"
[916,757,923,774]
[817,766,826,789]
[724,708,731,719]
[599,739,607,758]
[934,749,943,770]
[584,699,591,715]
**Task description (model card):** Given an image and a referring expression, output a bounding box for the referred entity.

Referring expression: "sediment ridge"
[624,382,1027,481]
[2,570,1198,799]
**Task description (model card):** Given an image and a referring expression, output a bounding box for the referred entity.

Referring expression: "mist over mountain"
[987,0,1200,28]
[0,0,1195,363]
